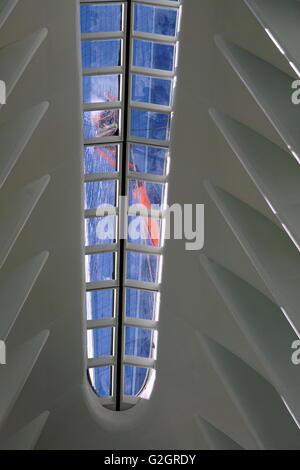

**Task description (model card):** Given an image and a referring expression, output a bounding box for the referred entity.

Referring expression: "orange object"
[133,182,160,247]
[95,147,116,168]
[95,147,160,247]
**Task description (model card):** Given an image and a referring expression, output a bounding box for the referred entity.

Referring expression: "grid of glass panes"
[81,0,126,406]
[123,0,181,403]
[80,0,182,409]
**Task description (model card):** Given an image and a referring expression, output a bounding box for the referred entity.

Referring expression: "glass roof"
[80,0,182,411]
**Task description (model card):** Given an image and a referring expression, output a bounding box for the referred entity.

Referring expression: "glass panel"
[83,75,121,104]
[128,180,166,210]
[88,366,113,397]
[80,3,123,33]
[129,144,169,176]
[83,109,120,139]
[134,4,178,37]
[81,40,122,68]
[84,145,118,174]
[133,39,175,71]
[85,216,117,246]
[86,289,115,321]
[125,327,156,359]
[130,109,170,141]
[126,252,161,284]
[128,215,162,247]
[84,180,117,210]
[124,366,148,396]
[125,288,160,321]
[85,253,116,283]
[132,75,172,106]
[87,328,114,359]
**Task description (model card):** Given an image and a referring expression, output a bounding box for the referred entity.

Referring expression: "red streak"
[95,147,160,247]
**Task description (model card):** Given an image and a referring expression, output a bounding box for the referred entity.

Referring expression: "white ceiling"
[0,0,299,449]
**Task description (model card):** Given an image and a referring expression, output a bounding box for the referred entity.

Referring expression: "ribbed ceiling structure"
[0,0,300,450]
[0,0,50,450]
[197,0,300,449]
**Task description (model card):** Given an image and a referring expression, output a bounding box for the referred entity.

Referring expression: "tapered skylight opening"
[80,0,182,411]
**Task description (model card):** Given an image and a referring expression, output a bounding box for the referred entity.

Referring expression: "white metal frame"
[80,0,182,411]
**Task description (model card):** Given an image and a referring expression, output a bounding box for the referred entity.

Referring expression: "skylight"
[80,0,182,411]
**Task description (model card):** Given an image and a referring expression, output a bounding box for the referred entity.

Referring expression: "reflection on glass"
[85,216,117,246]
[81,4,123,33]
[134,4,178,37]
[133,39,175,71]
[84,110,120,139]
[124,365,148,396]
[132,75,172,106]
[128,215,162,247]
[128,180,165,210]
[126,252,161,284]
[87,328,114,359]
[85,253,116,283]
[84,145,118,174]
[81,40,122,68]
[126,288,160,321]
[83,75,120,104]
[86,289,115,321]
[125,327,155,359]
[131,109,170,141]
[88,366,112,397]
[129,144,168,176]
[84,180,117,210]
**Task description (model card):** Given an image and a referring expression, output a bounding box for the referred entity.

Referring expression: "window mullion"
[115,0,132,411]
